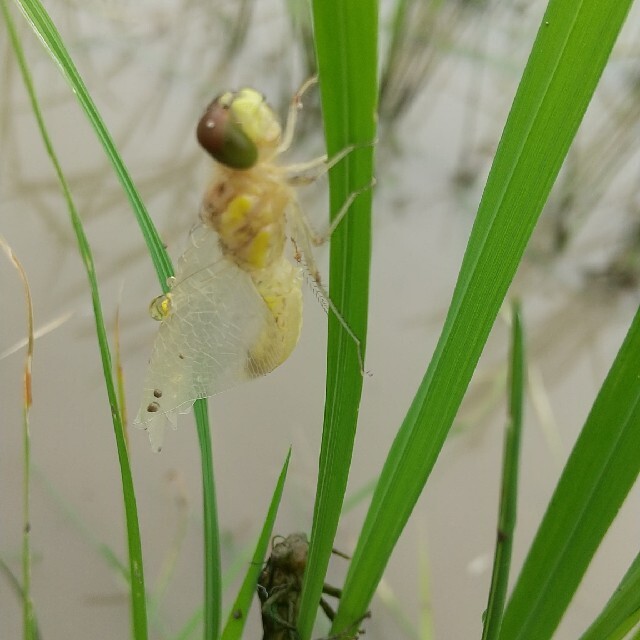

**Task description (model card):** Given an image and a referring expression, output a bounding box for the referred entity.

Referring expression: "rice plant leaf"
[193,400,221,639]
[296,3,378,639]
[580,551,640,640]
[481,303,525,640]
[220,448,291,640]
[0,559,41,640]
[0,235,37,640]
[332,0,634,633]
[500,304,640,639]
[33,467,129,581]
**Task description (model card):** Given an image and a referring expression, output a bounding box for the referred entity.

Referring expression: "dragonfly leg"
[286,139,377,184]
[317,612,372,640]
[290,178,376,248]
[319,597,337,621]
[277,76,319,155]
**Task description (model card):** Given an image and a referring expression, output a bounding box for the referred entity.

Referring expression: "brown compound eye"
[196,97,258,169]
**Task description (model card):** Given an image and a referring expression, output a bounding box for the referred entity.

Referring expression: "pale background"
[2,1,640,638]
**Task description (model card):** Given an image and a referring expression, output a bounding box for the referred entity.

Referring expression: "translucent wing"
[134,224,282,451]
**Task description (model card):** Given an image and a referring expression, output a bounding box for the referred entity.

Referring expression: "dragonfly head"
[197,88,281,169]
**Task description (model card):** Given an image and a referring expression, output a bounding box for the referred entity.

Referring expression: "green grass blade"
[0,559,41,640]
[173,611,201,640]
[33,466,129,581]
[20,283,35,640]
[296,3,378,639]
[173,535,264,640]
[342,478,377,514]
[481,303,525,640]
[500,305,640,639]
[13,3,221,636]
[193,401,221,640]
[0,235,37,640]
[2,2,149,636]
[285,0,316,79]
[580,551,640,640]
[418,536,434,640]
[220,448,292,640]
[333,0,633,632]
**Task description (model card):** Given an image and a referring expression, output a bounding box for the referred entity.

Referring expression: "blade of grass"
[342,478,377,514]
[221,448,292,640]
[296,3,378,639]
[481,302,525,640]
[499,303,640,639]
[173,533,282,640]
[147,488,190,629]
[285,0,316,79]
[0,559,41,640]
[173,611,202,640]
[332,0,634,632]
[375,579,422,640]
[114,302,129,448]
[13,2,221,636]
[174,450,292,640]
[418,528,434,640]
[0,310,74,361]
[1,3,148,636]
[580,551,640,640]
[33,466,129,580]
[193,400,221,640]
[219,0,255,70]
[0,236,36,640]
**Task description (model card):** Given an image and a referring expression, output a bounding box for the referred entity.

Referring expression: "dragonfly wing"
[134,225,282,451]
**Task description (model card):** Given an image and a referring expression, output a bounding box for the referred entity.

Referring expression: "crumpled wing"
[134,225,281,451]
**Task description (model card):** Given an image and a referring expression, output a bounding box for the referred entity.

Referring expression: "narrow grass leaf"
[342,478,377,514]
[284,0,316,80]
[0,235,36,640]
[0,559,41,640]
[580,551,640,640]
[481,303,525,640]
[2,3,149,636]
[147,498,190,629]
[193,400,221,640]
[296,3,378,639]
[13,3,221,634]
[500,304,640,639]
[33,466,129,581]
[221,448,292,640]
[173,610,202,640]
[333,0,633,632]
[418,533,434,640]
[114,304,129,447]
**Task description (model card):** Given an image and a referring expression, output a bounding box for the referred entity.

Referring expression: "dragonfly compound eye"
[196,95,258,169]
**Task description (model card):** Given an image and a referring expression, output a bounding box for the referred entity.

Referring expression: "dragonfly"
[134,80,365,451]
